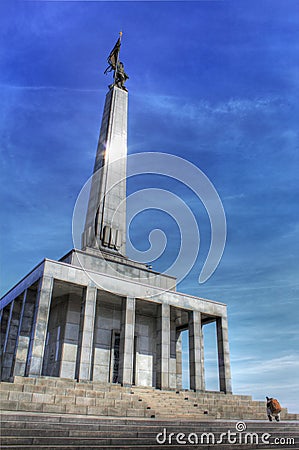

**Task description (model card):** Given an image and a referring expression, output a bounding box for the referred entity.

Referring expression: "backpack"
[270,398,282,414]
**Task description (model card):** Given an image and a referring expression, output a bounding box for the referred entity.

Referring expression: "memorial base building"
[0,244,231,393]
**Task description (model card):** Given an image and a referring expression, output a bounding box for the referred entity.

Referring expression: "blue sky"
[1,1,299,412]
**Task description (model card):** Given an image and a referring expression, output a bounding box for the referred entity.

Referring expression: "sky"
[1,0,299,412]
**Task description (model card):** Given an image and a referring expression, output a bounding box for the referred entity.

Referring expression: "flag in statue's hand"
[104,37,121,74]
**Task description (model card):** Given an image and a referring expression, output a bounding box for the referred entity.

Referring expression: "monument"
[0,33,232,395]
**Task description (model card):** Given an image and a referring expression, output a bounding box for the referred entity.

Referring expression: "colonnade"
[0,276,232,393]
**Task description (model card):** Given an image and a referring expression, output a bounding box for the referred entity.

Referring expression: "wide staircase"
[1,412,299,449]
[1,377,298,449]
[1,376,298,421]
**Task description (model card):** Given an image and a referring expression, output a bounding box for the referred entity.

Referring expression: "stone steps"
[0,377,154,418]
[1,376,298,422]
[131,387,297,421]
[0,412,298,449]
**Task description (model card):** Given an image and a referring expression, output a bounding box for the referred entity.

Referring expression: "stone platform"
[1,376,298,421]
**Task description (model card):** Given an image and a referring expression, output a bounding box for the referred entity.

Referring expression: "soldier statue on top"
[114,61,129,90]
[104,32,129,91]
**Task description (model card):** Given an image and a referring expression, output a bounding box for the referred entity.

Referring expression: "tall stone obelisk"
[82,34,129,256]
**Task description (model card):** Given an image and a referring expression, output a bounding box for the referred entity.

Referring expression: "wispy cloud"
[233,354,299,376]
[0,83,101,93]
[137,92,288,122]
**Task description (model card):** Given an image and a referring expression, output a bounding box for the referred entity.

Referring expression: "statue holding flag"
[104,32,129,91]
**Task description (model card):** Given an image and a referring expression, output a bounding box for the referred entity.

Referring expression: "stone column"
[14,289,36,377]
[0,305,12,369]
[216,316,232,393]
[169,317,177,389]
[1,300,15,380]
[77,285,97,381]
[119,297,135,386]
[10,290,27,377]
[2,301,14,357]
[0,308,2,351]
[176,331,183,390]
[27,276,54,376]
[0,308,3,337]
[200,324,206,391]
[188,310,204,391]
[156,303,170,389]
